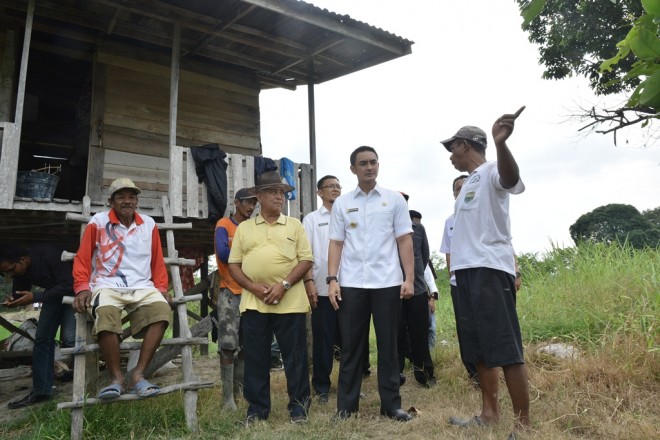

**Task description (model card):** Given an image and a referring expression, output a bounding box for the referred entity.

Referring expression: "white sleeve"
[328,198,346,241]
[393,193,414,238]
[424,265,437,293]
[439,214,453,254]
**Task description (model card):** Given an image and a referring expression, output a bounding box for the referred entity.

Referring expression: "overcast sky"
[259,0,660,256]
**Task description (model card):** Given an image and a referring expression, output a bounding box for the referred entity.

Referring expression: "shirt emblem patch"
[464,191,476,203]
[349,222,358,229]
[469,174,481,184]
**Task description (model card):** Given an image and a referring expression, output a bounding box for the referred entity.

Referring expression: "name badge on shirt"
[318,222,328,227]
[347,208,358,213]
[349,222,358,229]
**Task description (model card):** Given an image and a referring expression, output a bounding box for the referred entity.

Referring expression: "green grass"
[517,243,659,351]
[1,242,658,439]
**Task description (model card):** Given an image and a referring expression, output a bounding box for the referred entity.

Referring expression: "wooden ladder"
[58,196,213,440]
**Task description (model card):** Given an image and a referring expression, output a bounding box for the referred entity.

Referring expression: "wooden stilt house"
[0,2,413,435]
[0,0,413,253]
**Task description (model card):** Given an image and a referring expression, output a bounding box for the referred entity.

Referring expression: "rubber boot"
[233,358,244,401]
[220,363,237,411]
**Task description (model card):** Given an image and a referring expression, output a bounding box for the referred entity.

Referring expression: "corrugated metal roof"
[0,0,414,89]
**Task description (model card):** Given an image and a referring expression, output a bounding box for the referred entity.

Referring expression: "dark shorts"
[455,267,524,368]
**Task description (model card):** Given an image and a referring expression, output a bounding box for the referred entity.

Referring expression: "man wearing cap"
[73,178,172,400]
[228,171,313,424]
[302,175,341,404]
[328,146,415,422]
[441,108,530,431]
[214,187,257,410]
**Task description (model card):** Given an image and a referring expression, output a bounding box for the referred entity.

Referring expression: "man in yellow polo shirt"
[229,171,313,425]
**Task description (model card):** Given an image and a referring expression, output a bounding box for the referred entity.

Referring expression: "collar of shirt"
[109,209,144,226]
[350,183,383,199]
[254,213,287,225]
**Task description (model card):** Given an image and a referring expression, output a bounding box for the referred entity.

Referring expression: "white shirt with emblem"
[451,161,524,276]
[329,184,413,288]
[303,205,332,296]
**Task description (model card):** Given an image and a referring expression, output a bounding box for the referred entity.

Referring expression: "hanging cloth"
[279,157,296,200]
[190,143,228,224]
[254,156,278,183]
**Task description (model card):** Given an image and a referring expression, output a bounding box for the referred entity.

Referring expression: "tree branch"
[576,106,659,146]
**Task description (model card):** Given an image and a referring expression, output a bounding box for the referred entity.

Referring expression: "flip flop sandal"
[134,379,160,398]
[98,383,122,400]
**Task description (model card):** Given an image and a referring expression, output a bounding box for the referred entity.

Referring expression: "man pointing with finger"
[328,146,414,422]
[442,108,531,433]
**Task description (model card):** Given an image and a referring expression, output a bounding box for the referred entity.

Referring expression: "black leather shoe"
[380,408,412,422]
[8,392,52,409]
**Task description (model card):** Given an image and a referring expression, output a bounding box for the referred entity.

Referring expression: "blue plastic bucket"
[15,171,59,199]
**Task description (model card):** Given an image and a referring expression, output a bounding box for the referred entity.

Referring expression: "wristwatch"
[326,276,338,284]
[282,280,291,290]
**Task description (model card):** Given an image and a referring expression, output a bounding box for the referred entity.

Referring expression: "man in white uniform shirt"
[441,108,530,433]
[328,146,415,422]
[439,174,478,384]
[303,175,342,404]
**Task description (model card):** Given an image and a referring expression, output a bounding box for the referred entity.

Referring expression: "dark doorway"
[18,36,92,201]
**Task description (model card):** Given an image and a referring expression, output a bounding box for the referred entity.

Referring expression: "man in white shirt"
[303,175,342,404]
[73,178,172,400]
[439,174,478,384]
[328,146,414,422]
[441,108,530,432]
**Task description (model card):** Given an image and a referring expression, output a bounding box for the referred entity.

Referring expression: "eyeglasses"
[321,184,342,190]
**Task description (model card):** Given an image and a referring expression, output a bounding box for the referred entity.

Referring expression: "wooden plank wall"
[98,149,315,220]
[88,52,261,211]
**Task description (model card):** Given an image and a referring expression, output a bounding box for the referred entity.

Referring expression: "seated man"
[72,178,172,399]
[2,243,76,408]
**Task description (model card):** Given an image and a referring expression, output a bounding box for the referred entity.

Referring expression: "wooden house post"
[306,65,317,211]
[0,30,17,123]
[0,0,34,209]
[169,21,182,217]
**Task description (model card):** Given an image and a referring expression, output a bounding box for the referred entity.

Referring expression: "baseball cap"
[440,126,487,151]
[235,187,257,200]
[108,178,141,197]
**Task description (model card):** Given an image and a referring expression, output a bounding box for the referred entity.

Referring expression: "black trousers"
[337,286,401,413]
[242,311,310,419]
[311,296,339,395]
[398,293,435,384]
[449,284,478,380]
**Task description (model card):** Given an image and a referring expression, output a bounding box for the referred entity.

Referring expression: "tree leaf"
[637,71,660,108]
[642,0,660,16]
[521,0,547,27]
[629,27,660,60]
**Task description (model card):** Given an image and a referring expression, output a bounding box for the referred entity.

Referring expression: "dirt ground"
[0,351,221,426]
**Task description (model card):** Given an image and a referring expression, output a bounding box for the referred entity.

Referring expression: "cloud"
[260,0,660,254]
